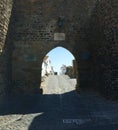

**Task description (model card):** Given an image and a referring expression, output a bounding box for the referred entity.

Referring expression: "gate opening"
[41,47,78,94]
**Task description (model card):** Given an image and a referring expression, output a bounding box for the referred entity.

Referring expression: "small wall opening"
[41,47,78,94]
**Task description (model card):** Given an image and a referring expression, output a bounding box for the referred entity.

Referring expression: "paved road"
[42,75,76,94]
[0,75,118,130]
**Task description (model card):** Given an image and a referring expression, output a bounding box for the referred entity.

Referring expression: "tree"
[65,66,74,78]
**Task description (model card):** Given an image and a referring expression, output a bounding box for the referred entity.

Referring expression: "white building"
[60,64,67,75]
[42,56,54,77]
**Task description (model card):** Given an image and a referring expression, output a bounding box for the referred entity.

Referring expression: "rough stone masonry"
[0,0,13,99]
[0,0,118,99]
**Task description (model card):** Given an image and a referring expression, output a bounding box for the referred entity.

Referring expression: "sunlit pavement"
[0,75,118,130]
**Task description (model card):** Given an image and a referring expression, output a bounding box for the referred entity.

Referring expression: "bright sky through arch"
[47,47,75,74]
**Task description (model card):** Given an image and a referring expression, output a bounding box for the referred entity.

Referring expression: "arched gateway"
[0,0,117,98]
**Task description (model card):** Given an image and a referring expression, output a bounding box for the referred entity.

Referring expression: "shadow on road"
[0,90,84,129]
[0,90,118,130]
[0,90,79,115]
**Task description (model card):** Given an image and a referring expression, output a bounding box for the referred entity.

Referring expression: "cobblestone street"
[0,75,118,130]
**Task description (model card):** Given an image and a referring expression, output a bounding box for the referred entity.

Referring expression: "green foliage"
[65,66,75,78]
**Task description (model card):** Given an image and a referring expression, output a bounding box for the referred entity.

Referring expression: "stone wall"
[83,0,118,98]
[0,0,117,98]
[11,0,98,93]
[0,0,13,98]
[95,0,118,98]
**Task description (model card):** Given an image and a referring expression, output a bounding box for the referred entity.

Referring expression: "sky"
[47,47,75,74]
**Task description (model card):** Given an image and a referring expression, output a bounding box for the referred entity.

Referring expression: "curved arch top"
[42,46,75,75]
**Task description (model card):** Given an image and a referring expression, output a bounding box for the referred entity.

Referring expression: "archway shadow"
[0,88,118,130]
[27,90,118,130]
[28,90,82,130]
[0,90,92,130]
[0,90,81,115]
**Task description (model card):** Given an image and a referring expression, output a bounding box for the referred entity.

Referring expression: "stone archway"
[4,0,102,94]
[11,40,81,94]
[0,0,117,98]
